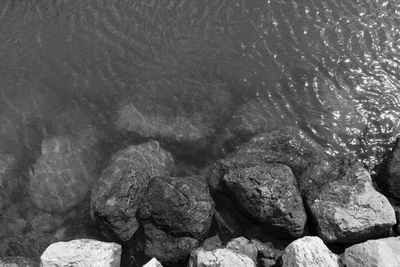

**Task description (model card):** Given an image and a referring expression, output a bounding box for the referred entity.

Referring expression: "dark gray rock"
[201,235,223,251]
[377,139,400,200]
[90,140,174,242]
[115,79,234,155]
[233,127,328,178]
[28,128,99,213]
[138,176,215,264]
[250,239,281,267]
[211,157,307,238]
[0,153,17,211]
[302,157,396,243]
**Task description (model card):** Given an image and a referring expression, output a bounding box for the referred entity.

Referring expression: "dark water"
[0,0,400,258]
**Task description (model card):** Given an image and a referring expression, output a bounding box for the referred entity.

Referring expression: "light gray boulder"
[226,237,258,264]
[344,236,400,267]
[40,239,121,267]
[188,248,255,267]
[282,236,341,267]
[143,258,163,267]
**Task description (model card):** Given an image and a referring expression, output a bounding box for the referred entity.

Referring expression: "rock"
[226,237,258,263]
[233,127,327,177]
[115,79,234,155]
[211,157,307,238]
[6,232,57,259]
[0,256,39,267]
[250,239,280,266]
[28,130,99,213]
[143,258,163,267]
[377,139,400,199]
[201,235,223,251]
[282,236,341,267]
[138,176,214,264]
[302,157,396,243]
[344,236,400,267]
[90,140,174,242]
[188,248,255,267]
[40,239,121,267]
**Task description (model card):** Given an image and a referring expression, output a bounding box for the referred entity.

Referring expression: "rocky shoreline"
[1,102,400,266]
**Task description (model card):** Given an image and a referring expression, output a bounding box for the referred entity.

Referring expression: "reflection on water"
[0,0,400,259]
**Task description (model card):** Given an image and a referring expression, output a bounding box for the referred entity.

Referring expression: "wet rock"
[90,140,174,242]
[344,236,400,267]
[232,127,328,177]
[226,237,258,263]
[28,129,99,213]
[115,79,234,155]
[302,157,396,243]
[377,139,400,200]
[143,258,163,267]
[0,256,39,267]
[188,248,255,267]
[282,236,341,267]
[211,157,307,238]
[138,176,214,264]
[40,239,121,267]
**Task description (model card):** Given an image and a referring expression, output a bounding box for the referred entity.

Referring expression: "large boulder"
[115,79,234,155]
[376,139,400,200]
[211,157,307,238]
[90,140,174,242]
[302,157,396,243]
[28,128,99,213]
[282,236,341,267]
[232,127,328,177]
[188,248,255,267]
[344,236,400,267]
[40,239,121,267]
[138,176,215,264]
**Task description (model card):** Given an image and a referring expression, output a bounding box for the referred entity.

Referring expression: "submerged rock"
[302,157,396,243]
[90,140,174,242]
[344,236,400,267]
[282,236,341,267]
[188,248,255,267]
[211,157,307,238]
[0,153,17,211]
[115,79,234,155]
[28,129,99,213]
[40,239,121,267]
[138,176,214,264]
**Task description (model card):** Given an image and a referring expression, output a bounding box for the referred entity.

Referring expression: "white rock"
[282,236,341,267]
[40,239,121,267]
[188,248,255,267]
[143,258,163,267]
[345,236,400,267]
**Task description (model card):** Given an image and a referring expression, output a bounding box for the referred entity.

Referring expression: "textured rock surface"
[233,127,327,177]
[188,248,256,267]
[40,239,121,267]
[115,79,234,155]
[344,236,400,267]
[303,157,396,243]
[138,176,214,264]
[250,239,281,267]
[0,256,39,267]
[226,237,258,263]
[28,129,99,212]
[143,258,163,267]
[90,140,174,241]
[282,236,341,267]
[211,158,307,238]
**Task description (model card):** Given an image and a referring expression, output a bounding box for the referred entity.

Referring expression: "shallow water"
[0,0,400,258]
